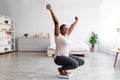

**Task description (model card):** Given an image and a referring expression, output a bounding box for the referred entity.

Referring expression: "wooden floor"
[0,51,120,80]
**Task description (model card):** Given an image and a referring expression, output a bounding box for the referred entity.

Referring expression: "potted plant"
[117,28,120,32]
[89,32,98,52]
[4,48,8,51]
[4,20,9,24]
[24,33,29,37]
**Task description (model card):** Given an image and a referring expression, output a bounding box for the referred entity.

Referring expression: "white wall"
[0,0,102,46]
[1,0,120,61]
[1,0,119,54]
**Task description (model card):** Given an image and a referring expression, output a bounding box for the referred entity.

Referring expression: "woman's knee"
[79,59,85,66]
[72,61,79,69]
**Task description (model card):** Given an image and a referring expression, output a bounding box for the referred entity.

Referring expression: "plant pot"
[91,48,94,52]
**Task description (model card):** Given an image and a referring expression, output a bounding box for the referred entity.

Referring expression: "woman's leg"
[54,56,79,75]
[69,54,84,66]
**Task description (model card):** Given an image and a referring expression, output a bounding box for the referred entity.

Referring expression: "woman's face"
[60,25,68,36]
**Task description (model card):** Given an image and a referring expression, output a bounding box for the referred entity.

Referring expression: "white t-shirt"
[54,34,71,58]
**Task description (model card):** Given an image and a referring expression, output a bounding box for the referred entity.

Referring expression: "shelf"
[0,15,15,54]
[0,15,14,19]
[0,23,13,26]
[0,30,14,32]
[0,37,15,39]
[0,50,14,53]
[0,44,15,46]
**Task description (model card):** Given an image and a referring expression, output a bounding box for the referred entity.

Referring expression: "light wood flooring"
[0,52,120,80]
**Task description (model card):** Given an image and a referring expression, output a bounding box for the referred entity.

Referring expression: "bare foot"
[64,70,68,74]
[58,67,67,75]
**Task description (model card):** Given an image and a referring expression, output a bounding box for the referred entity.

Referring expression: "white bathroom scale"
[58,72,73,79]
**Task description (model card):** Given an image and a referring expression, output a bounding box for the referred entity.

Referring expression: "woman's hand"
[75,16,78,21]
[46,4,52,10]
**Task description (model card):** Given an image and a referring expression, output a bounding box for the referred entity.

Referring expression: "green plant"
[4,48,8,51]
[89,32,98,48]
[24,33,28,37]
[4,20,9,24]
[117,28,120,32]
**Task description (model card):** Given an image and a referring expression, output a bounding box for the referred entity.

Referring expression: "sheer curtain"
[98,0,119,54]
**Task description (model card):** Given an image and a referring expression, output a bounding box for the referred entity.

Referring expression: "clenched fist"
[46,4,52,10]
[75,16,78,21]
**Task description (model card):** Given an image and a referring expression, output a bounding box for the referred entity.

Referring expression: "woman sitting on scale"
[46,4,84,76]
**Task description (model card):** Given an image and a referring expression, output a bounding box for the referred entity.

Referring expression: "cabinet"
[18,37,50,51]
[0,15,15,53]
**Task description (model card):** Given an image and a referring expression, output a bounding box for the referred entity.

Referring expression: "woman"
[46,4,84,76]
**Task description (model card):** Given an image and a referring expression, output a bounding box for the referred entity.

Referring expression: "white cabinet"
[0,15,15,53]
[18,38,34,51]
[18,37,50,51]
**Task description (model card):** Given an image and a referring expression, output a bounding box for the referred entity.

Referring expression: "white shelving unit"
[0,15,15,53]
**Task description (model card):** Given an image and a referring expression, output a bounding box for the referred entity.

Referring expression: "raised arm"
[46,4,60,36]
[68,16,78,35]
